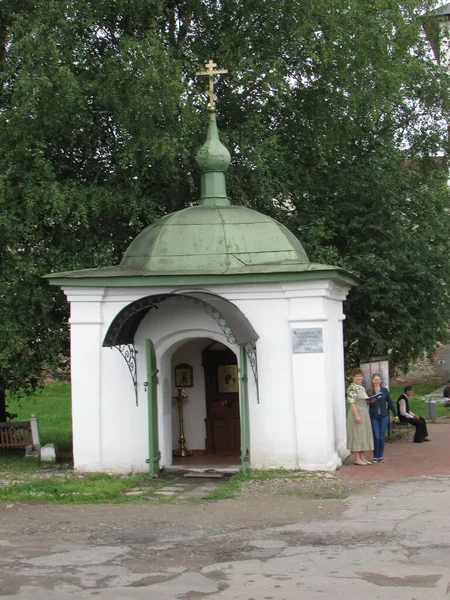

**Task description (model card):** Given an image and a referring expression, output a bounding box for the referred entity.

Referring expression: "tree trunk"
[0,382,6,422]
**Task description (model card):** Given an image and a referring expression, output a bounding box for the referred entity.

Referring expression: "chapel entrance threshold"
[167,452,240,475]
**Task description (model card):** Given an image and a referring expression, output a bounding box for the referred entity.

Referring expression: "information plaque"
[292,328,323,354]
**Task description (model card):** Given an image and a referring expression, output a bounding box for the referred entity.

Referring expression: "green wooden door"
[146,339,160,476]
[239,345,250,470]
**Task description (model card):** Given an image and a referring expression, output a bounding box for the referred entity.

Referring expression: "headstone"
[40,443,57,462]
[30,414,41,449]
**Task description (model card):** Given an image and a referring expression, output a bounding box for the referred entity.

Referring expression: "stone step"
[183,472,225,479]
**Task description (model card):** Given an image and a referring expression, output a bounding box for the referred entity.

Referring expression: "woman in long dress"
[346,368,374,466]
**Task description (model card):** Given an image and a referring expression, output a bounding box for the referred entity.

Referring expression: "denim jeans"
[371,415,389,459]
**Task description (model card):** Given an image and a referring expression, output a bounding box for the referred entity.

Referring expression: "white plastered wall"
[64,278,351,473]
[217,281,351,470]
[281,280,350,470]
[220,287,298,469]
[66,288,105,472]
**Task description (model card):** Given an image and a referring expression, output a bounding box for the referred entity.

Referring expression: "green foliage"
[339,156,450,369]
[1,0,450,401]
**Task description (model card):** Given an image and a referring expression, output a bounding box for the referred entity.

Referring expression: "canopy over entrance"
[103,290,259,410]
[103,290,258,348]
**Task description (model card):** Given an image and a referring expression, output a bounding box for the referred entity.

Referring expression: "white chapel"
[46,62,358,475]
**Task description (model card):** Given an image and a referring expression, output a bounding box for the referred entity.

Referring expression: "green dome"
[44,74,358,289]
[120,205,309,274]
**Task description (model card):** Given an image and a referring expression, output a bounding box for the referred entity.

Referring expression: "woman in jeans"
[368,374,399,463]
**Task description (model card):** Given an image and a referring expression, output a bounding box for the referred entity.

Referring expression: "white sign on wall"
[292,328,324,354]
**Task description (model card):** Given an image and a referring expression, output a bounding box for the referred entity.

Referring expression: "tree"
[191,0,450,370]
[1,0,450,417]
[0,0,185,417]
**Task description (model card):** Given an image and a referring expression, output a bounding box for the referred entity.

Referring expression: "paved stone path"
[338,421,450,480]
[122,475,226,500]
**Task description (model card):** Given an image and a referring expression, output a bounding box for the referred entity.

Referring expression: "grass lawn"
[5,381,72,452]
[0,469,172,504]
[389,383,448,418]
[1,382,181,503]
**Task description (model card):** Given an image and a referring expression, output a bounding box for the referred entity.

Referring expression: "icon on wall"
[217,364,239,393]
[174,363,193,388]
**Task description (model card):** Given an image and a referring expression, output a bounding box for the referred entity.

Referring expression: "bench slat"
[0,422,32,449]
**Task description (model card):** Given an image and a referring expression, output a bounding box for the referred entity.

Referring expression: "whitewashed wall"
[219,281,350,470]
[65,279,351,474]
[66,289,105,472]
[223,288,298,469]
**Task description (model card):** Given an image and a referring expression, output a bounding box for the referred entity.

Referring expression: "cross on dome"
[196,59,228,111]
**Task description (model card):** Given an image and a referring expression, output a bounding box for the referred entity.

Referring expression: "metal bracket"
[113,344,138,406]
[244,340,259,403]
[203,303,237,344]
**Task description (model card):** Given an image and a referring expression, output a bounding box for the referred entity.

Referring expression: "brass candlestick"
[173,387,193,457]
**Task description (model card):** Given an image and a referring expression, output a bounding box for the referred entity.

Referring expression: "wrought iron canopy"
[102,291,259,348]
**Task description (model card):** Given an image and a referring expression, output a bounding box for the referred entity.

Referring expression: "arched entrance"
[170,339,240,467]
[102,291,258,473]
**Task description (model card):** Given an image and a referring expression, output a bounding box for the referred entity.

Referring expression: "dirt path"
[2,474,450,599]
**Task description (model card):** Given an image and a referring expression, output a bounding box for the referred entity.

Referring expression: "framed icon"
[175,363,193,388]
[217,364,239,393]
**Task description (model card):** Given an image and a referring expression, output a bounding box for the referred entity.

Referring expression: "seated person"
[443,381,450,406]
[397,386,430,443]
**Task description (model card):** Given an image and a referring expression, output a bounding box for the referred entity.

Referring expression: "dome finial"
[196,59,228,112]
[195,60,231,206]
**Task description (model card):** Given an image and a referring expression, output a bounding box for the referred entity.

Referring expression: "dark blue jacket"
[368,386,397,419]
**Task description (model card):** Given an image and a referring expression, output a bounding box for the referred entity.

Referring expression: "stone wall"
[390,345,450,385]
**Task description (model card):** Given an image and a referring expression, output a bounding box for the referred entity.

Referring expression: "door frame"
[146,338,160,476]
[239,344,250,470]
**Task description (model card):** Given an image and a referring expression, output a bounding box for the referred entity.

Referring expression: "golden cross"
[196,59,228,111]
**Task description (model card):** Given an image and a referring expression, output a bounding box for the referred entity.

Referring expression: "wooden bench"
[387,420,414,441]
[0,415,40,451]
